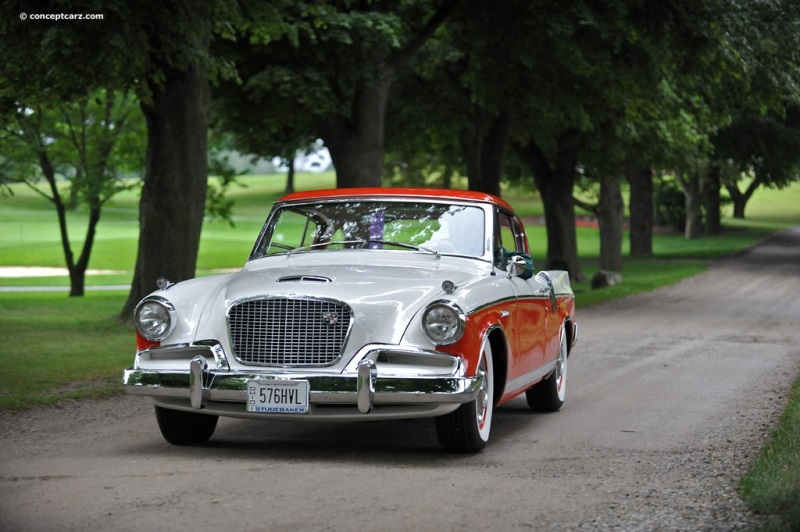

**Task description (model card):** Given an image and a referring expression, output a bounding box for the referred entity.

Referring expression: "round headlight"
[422,301,465,345]
[134,299,174,341]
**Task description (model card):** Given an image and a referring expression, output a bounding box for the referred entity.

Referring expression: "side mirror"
[505,252,534,280]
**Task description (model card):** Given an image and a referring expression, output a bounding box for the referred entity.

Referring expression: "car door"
[495,210,548,392]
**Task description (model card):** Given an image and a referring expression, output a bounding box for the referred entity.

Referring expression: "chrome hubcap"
[555,338,566,391]
[476,369,488,421]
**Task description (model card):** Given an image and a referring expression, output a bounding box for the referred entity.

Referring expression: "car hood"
[176,252,491,347]
[231,251,485,312]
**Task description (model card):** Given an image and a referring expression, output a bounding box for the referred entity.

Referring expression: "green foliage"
[0,88,146,295]
[714,109,800,188]
[2,89,145,199]
[653,176,687,232]
[213,0,459,185]
[206,132,248,225]
[739,378,800,530]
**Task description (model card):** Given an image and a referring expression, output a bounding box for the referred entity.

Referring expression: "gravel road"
[2,228,799,531]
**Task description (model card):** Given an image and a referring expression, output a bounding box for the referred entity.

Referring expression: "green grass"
[1,175,800,523]
[0,172,337,272]
[739,378,800,530]
[0,291,132,410]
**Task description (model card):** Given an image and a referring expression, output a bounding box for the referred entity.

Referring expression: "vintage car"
[123,187,577,453]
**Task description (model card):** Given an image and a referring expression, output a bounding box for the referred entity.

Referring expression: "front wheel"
[436,339,494,453]
[526,331,567,412]
[154,405,218,445]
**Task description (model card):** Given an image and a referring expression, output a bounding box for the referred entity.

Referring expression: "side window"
[499,212,523,252]
[495,211,523,268]
[511,216,528,254]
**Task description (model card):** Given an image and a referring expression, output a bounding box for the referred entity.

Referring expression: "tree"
[382,50,466,189]
[120,1,215,319]
[504,0,681,280]
[1,0,224,319]
[217,0,460,188]
[715,110,800,218]
[0,91,144,296]
[627,167,654,257]
[677,0,800,234]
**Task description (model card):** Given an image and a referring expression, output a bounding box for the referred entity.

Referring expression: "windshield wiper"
[286,239,439,257]
[363,239,440,256]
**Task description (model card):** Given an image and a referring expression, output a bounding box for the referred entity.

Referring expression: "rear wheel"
[526,331,567,412]
[436,340,494,453]
[154,406,218,445]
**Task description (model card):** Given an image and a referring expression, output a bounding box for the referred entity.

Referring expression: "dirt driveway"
[2,228,798,531]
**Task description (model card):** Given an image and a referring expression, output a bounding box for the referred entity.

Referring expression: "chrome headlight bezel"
[134,297,176,342]
[422,300,466,346]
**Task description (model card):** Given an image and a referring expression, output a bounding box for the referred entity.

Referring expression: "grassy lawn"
[1,174,799,526]
[739,379,800,530]
[0,290,132,410]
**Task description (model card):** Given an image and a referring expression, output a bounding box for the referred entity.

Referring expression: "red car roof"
[278,187,515,212]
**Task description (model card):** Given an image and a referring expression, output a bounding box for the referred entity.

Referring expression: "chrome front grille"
[228,297,352,366]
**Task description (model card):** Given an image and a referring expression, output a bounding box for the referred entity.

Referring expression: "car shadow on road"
[121,398,554,465]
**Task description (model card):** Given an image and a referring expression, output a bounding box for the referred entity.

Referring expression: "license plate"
[247,380,309,414]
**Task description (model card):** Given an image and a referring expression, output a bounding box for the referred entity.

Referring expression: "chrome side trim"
[470,296,517,316]
[504,359,557,394]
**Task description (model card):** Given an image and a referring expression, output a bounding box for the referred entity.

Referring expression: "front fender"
[435,304,512,378]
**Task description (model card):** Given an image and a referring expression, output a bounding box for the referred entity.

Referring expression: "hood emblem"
[322,312,339,326]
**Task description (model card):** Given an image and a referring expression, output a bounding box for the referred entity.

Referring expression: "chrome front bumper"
[123,343,480,420]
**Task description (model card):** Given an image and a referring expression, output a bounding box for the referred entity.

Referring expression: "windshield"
[252,200,487,259]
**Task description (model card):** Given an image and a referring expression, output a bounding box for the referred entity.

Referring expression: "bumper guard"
[123,344,480,416]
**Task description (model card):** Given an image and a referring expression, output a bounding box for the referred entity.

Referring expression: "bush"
[654,176,687,232]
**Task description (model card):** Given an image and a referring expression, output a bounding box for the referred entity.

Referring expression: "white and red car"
[123,188,577,452]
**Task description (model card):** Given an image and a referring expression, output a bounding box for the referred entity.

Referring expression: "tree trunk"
[441,165,453,189]
[725,175,763,219]
[727,186,748,219]
[626,167,653,257]
[318,77,391,189]
[285,156,295,194]
[69,203,102,297]
[678,172,703,239]
[459,110,512,196]
[514,135,584,282]
[703,165,722,234]
[478,109,511,197]
[459,121,482,192]
[315,0,459,189]
[121,53,210,319]
[597,175,624,272]
[36,149,87,296]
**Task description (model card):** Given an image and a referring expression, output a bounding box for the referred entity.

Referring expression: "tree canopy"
[1,0,799,301]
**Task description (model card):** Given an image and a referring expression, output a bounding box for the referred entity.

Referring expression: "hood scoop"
[277,275,332,284]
